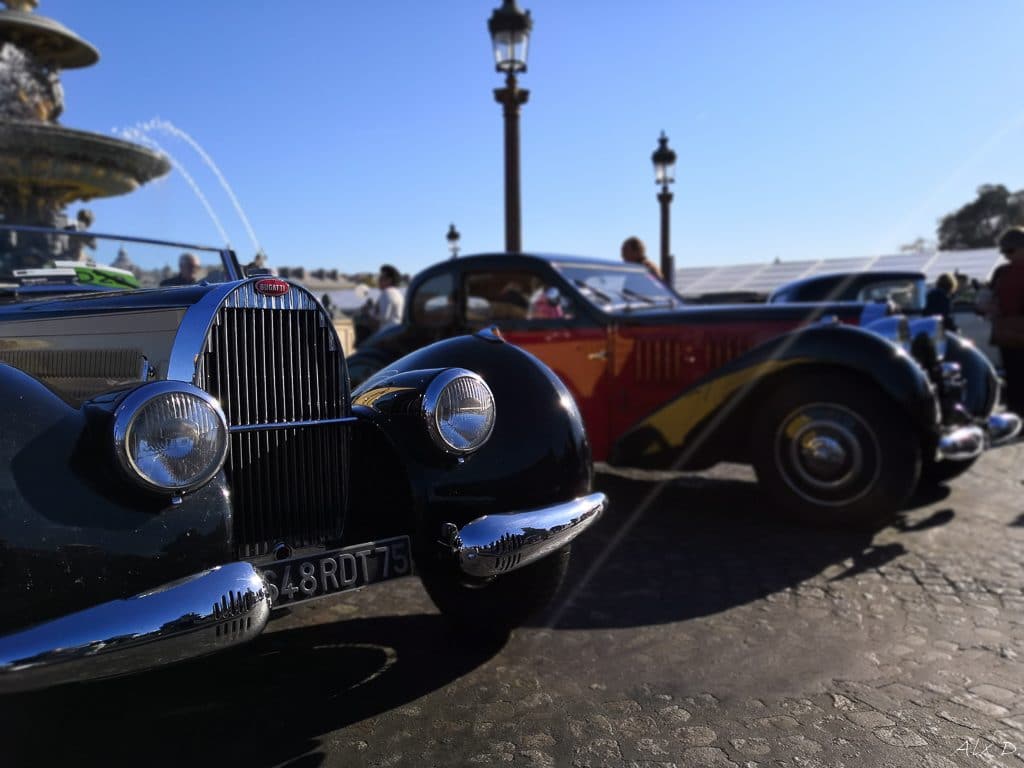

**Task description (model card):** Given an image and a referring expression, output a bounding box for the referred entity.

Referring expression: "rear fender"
[611,324,938,469]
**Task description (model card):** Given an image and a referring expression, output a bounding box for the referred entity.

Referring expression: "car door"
[458,267,615,460]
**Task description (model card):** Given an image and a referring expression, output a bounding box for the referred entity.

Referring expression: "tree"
[937,184,1024,250]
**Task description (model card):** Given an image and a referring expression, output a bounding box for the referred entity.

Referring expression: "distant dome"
[111,246,133,270]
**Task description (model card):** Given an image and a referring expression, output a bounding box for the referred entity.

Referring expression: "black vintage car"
[349,252,1021,526]
[0,227,605,692]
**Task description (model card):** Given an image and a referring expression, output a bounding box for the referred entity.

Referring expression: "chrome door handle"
[587,349,607,361]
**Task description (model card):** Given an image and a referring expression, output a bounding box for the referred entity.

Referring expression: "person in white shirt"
[374,263,405,331]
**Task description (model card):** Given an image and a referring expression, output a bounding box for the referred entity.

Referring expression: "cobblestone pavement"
[4,445,1024,767]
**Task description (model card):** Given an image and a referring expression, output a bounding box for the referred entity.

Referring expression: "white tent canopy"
[674,248,1005,298]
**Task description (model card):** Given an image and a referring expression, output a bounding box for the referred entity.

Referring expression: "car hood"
[0,283,223,405]
[0,283,217,318]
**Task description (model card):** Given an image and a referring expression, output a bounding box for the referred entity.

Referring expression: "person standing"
[620,236,664,281]
[160,252,201,286]
[923,272,959,333]
[992,227,1024,414]
[373,264,405,332]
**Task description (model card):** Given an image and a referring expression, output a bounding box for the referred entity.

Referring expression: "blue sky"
[40,0,1024,275]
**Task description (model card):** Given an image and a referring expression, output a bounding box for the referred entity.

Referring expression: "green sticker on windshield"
[72,266,140,289]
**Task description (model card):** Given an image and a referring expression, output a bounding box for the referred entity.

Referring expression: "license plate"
[260,535,412,608]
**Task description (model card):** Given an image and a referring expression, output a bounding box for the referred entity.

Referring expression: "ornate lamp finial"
[3,1,39,12]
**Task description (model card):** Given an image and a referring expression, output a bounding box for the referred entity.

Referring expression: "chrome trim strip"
[936,425,985,462]
[229,416,358,433]
[167,281,248,382]
[0,562,270,694]
[444,492,606,578]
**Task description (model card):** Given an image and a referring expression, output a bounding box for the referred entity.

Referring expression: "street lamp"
[446,223,461,259]
[651,131,677,286]
[488,0,532,253]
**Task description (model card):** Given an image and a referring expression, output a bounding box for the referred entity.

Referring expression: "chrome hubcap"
[774,404,879,506]
[790,422,862,489]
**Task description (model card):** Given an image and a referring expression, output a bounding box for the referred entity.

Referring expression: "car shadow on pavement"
[0,614,503,768]
[539,471,951,631]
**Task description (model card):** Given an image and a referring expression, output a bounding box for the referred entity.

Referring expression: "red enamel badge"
[254,278,289,297]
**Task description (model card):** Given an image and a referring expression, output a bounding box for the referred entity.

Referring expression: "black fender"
[611,323,939,469]
[944,332,998,417]
[347,331,593,546]
[0,364,232,634]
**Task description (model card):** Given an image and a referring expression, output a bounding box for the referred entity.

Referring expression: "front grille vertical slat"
[198,286,349,559]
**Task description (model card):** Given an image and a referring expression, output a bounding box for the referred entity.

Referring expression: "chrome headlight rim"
[113,381,229,494]
[422,368,496,456]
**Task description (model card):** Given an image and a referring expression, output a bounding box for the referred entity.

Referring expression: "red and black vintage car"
[350,253,1020,527]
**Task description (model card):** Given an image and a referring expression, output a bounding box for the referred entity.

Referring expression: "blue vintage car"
[0,226,605,692]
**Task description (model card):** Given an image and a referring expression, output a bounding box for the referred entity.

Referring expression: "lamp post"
[446,223,461,259]
[651,131,677,286]
[488,0,532,253]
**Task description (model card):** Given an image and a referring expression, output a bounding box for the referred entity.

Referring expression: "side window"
[464,270,575,330]
[857,280,919,311]
[411,273,455,328]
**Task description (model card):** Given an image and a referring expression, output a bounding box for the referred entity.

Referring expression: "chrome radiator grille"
[195,283,350,558]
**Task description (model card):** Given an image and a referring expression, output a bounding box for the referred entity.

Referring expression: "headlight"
[862,315,910,348]
[908,316,946,360]
[113,382,229,494]
[423,369,496,455]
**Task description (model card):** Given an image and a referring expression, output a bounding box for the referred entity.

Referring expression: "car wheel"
[919,455,978,487]
[417,546,571,637]
[347,352,386,388]
[752,372,921,527]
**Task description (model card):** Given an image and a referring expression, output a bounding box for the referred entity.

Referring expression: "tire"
[347,352,386,388]
[751,371,922,528]
[919,455,978,487]
[417,546,571,637]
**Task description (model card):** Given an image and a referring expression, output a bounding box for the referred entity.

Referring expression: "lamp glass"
[492,30,529,73]
[654,159,676,186]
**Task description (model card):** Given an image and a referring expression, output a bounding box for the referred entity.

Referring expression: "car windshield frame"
[0,224,242,297]
[552,261,682,313]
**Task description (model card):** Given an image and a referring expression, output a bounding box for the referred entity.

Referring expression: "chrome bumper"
[0,562,269,694]
[937,425,985,461]
[936,412,1022,462]
[443,492,607,578]
[987,411,1022,446]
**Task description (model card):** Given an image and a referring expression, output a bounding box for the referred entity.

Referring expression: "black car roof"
[413,252,646,281]
[772,269,925,297]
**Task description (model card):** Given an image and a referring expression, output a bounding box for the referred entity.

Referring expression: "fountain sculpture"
[0,0,169,266]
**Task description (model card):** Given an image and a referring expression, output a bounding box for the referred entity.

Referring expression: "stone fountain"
[0,0,170,266]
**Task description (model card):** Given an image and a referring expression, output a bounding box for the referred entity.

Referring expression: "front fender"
[611,323,938,469]
[945,332,998,417]
[350,331,593,536]
[0,364,232,634]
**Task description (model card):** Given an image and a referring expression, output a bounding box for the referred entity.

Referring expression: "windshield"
[0,228,236,297]
[555,262,681,312]
[857,278,926,311]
